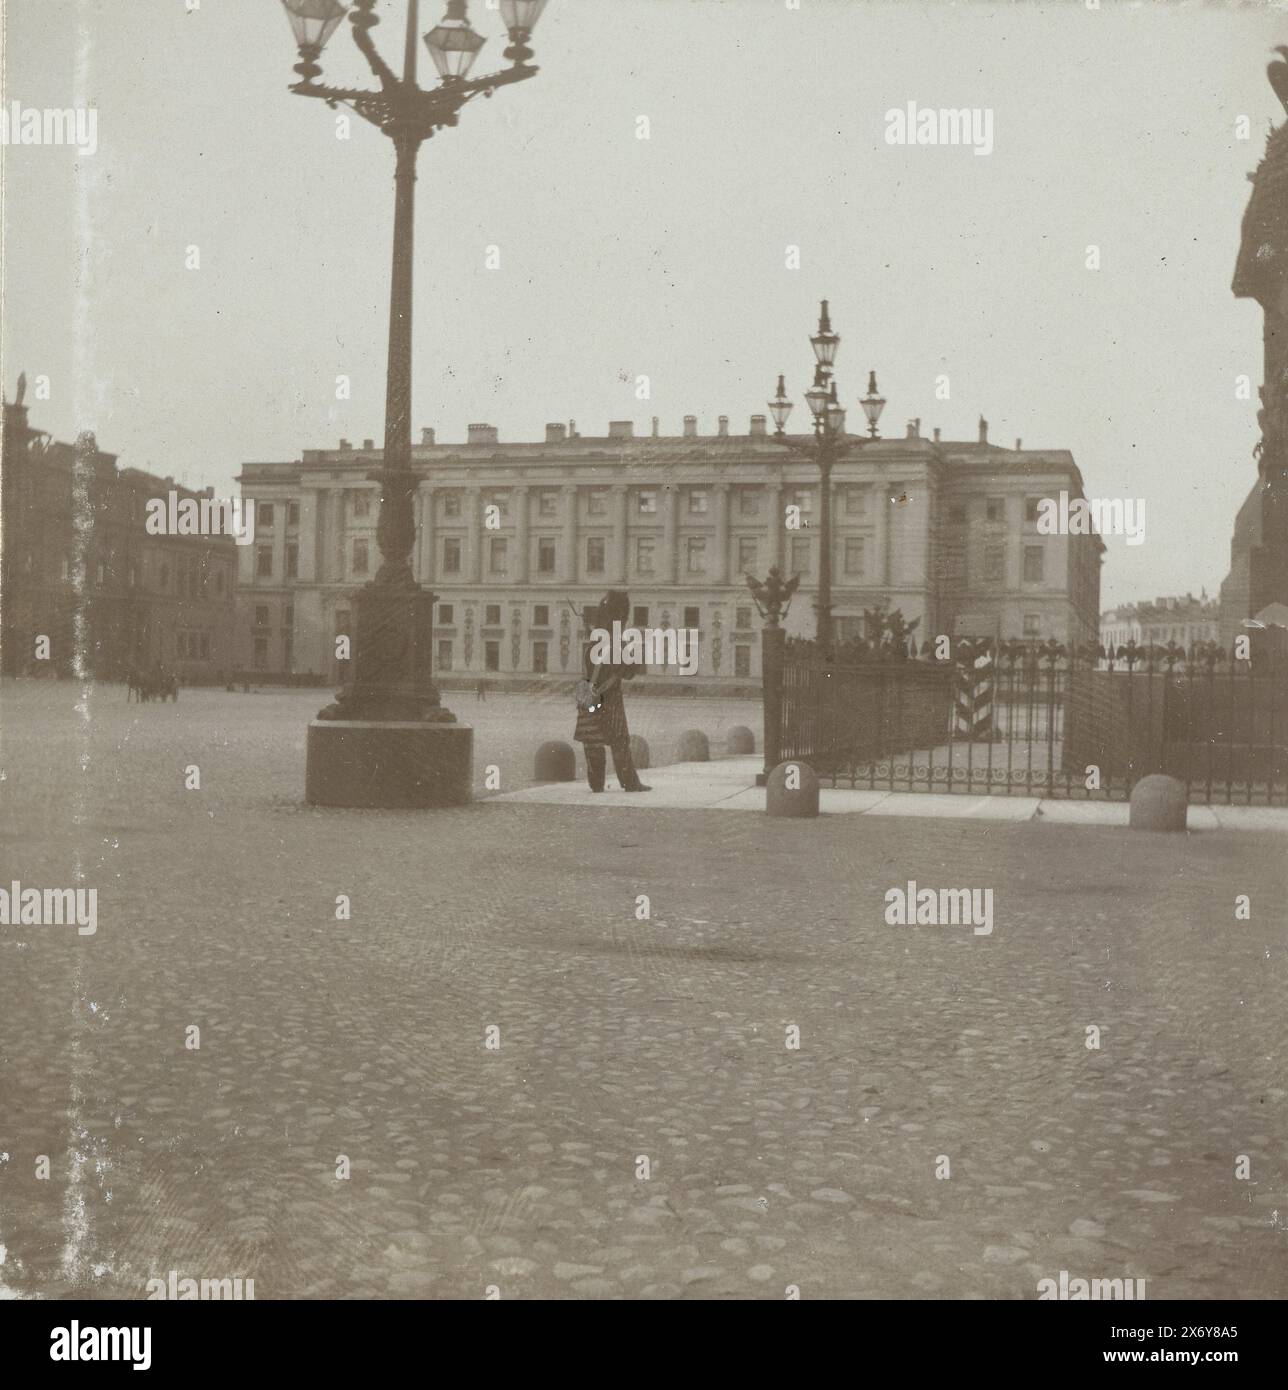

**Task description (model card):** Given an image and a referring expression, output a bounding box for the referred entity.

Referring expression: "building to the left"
[1,382,239,681]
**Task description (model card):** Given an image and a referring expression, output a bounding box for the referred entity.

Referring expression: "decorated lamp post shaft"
[767,302,886,654]
[279,0,548,722]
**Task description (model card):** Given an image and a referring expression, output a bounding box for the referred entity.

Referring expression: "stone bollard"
[725,725,756,755]
[534,740,577,783]
[629,735,650,770]
[766,760,820,818]
[1129,774,1187,831]
[677,729,710,762]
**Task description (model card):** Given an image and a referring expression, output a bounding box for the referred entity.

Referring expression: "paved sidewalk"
[490,756,1288,831]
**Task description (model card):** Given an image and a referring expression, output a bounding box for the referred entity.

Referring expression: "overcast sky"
[2,0,1284,607]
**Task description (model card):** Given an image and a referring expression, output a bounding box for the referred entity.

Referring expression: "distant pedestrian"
[574,590,649,793]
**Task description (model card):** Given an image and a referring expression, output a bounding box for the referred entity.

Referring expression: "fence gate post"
[761,624,785,782]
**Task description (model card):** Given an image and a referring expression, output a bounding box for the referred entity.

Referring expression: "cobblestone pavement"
[1,680,1285,1299]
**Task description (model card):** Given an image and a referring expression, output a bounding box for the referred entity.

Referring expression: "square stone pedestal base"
[306,721,474,808]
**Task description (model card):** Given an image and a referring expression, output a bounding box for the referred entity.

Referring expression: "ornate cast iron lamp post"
[281,0,550,806]
[767,301,885,652]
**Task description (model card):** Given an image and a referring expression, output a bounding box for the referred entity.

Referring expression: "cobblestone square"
[1,682,1285,1300]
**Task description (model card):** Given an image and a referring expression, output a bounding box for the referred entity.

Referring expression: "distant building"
[1,386,238,681]
[1099,594,1219,654]
[237,412,1102,684]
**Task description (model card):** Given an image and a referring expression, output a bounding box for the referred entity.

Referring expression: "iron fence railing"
[769,637,1288,805]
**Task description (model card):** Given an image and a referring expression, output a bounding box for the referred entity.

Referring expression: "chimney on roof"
[363,438,374,451]
[608,420,634,439]
[978,416,988,445]
[421,427,435,446]
[683,415,698,437]
[750,414,767,436]
[718,415,729,436]
[545,422,567,444]
[933,427,941,443]
[652,416,659,437]
[468,423,499,446]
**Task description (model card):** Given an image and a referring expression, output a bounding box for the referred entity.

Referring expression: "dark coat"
[573,641,633,746]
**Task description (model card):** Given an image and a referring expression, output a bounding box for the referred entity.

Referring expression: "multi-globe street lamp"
[280,0,549,805]
[768,301,885,651]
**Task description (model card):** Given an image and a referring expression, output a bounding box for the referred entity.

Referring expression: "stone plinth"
[534,740,576,783]
[766,760,820,818]
[1129,773,1187,832]
[677,729,710,762]
[306,721,473,808]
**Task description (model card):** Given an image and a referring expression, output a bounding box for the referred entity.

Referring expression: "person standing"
[574,591,650,793]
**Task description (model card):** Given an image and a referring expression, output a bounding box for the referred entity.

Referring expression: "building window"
[260,503,274,527]
[538,490,558,518]
[844,486,865,516]
[587,490,607,517]
[688,489,708,514]
[489,537,508,575]
[734,645,751,677]
[1023,545,1044,582]
[637,490,657,515]
[353,539,369,575]
[443,538,461,573]
[353,494,370,519]
[1024,497,1042,523]
[586,536,605,574]
[984,544,1005,584]
[286,543,299,579]
[484,641,500,672]
[632,607,649,629]
[683,606,700,630]
[437,639,452,671]
[438,603,454,625]
[790,536,811,576]
[844,536,865,575]
[485,604,501,626]
[256,546,272,578]
[686,536,706,573]
[735,606,752,630]
[1023,613,1041,637]
[986,497,1004,522]
[739,489,760,517]
[287,500,300,527]
[443,493,461,519]
[532,641,548,674]
[537,537,556,574]
[737,537,758,572]
[636,537,656,575]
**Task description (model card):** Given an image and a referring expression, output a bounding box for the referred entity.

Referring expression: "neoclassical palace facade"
[236,413,1102,684]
